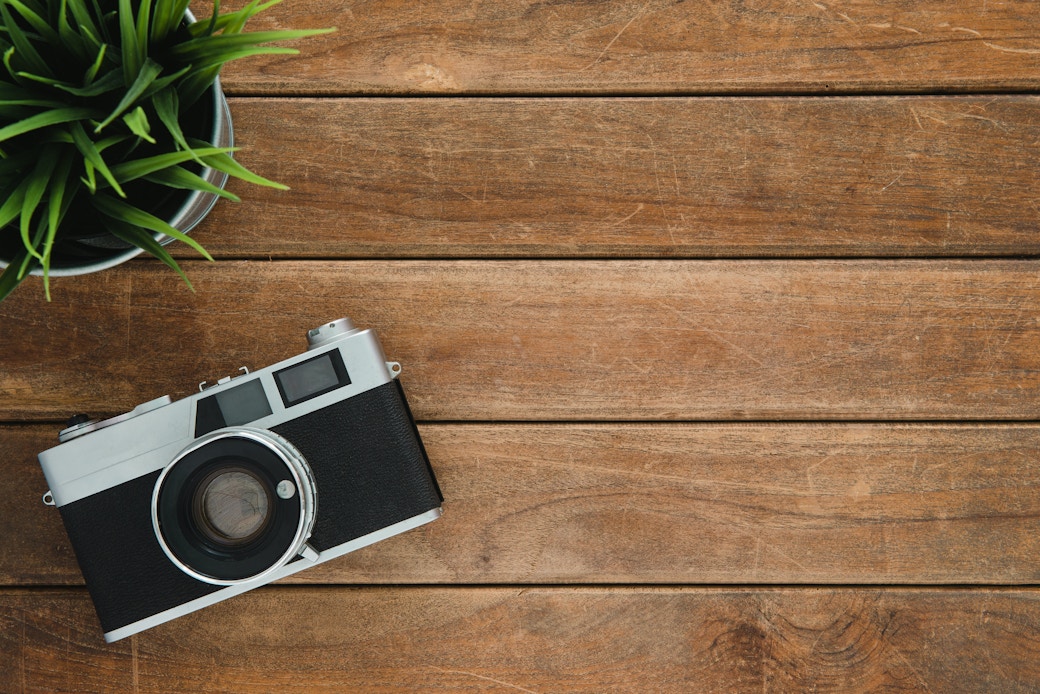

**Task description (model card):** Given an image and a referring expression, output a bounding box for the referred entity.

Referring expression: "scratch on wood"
[607,203,645,227]
[983,42,1040,55]
[915,110,948,126]
[881,173,904,192]
[805,455,833,490]
[693,325,765,367]
[622,356,654,374]
[951,112,1007,131]
[578,0,651,72]
[429,666,540,693]
[811,1,856,24]
[756,536,809,571]
[909,108,924,130]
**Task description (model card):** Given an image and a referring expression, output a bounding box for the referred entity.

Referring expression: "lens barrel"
[152,428,316,585]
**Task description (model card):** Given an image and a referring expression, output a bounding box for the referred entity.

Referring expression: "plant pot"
[0,77,232,280]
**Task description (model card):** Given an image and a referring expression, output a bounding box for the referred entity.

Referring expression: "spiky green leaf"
[135,0,151,61]
[205,0,221,36]
[118,0,141,85]
[0,3,53,78]
[20,146,60,260]
[144,165,241,202]
[95,58,163,132]
[0,81,67,106]
[151,87,196,156]
[0,106,94,143]
[187,0,284,37]
[122,106,155,143]
[175,64,221,109]
[44,151,75,257]
[57,0,87,62]
[41,70,125,98]
[136,64,189,102]
[3,46,21,83]
[4,0,60,46]
[0,248,32,301]
[181,44,300,72]
[41,150,78,299]
[20,213,47,280]
[92,194,214,261]
[81,158,96,192]
[109,145,238,183]
[172,29,333,64]
[103,217,196,291]
[66,0,101,44]
[188,139,288,190]
[83,42,107,85]
[152,0,191,42]
[88,0,112,43]
[69,121,125,197]
[0,179,28,231]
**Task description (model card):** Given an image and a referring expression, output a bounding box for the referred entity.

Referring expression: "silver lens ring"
[151,427,317,586]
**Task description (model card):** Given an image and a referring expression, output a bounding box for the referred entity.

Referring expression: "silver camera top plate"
[39,319,396,508]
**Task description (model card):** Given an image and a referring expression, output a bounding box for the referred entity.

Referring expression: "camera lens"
[153,428,316,585]
[191,466,272,547]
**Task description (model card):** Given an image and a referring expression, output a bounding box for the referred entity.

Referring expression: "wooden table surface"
[3,1,1040,691]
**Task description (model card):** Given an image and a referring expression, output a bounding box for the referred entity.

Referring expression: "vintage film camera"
[38,318,442,642]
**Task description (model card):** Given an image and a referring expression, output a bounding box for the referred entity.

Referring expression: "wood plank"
[2,260,1040,421]
[2,587,1039,692]
[205,1,1040,94]
[182,97,1040,258]
[6,423,1040,586]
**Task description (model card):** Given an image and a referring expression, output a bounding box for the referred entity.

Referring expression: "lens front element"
[193,467,273,547]
[152,428,316,585]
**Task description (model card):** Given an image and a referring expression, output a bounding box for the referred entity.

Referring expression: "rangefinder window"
[274,351,350,407]
[194,379,273,437]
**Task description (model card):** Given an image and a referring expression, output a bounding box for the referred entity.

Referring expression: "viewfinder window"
[274,351,350,407]
[195,379,273,437]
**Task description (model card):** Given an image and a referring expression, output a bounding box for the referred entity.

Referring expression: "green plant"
[0,0,332,300]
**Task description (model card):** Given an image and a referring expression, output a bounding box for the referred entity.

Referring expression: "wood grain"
[2,260,1039,421]
[3,587,1040,692]
[180,97,1040,258]
[5,0,1037,688]
[6,423,1040,586]
[202,0,1040,95]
